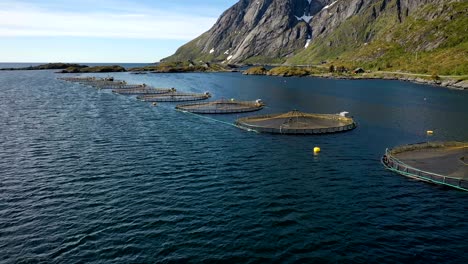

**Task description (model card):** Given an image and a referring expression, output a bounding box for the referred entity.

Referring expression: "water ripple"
[0,70,467,263]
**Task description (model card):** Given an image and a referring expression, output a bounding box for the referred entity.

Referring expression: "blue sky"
[0,0,237,62]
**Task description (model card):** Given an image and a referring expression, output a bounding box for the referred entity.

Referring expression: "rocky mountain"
[165,0,334,63]
[164,0,467,75]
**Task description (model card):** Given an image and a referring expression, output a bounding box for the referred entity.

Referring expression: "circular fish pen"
[58,77,119,84]
[137,92,211,102]
[235,110,356,134]
[113,87,175,95]
[382,141,468,191]
[58,77,129,87]
[176,99,264,114]
[90,81,143,89]
[58,76,97,82]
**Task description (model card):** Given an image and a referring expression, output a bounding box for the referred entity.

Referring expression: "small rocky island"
[59,65,126,73]
[0,63,88,71]
[0,63,126,73]
[128,61,235,73]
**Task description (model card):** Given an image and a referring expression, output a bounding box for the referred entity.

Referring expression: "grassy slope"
[288,1,468,75]
[164,32,219,63]
[129,61,229,73]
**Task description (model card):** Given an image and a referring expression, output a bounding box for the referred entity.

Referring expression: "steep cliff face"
[165,0,334,63]
[164,0,467,74]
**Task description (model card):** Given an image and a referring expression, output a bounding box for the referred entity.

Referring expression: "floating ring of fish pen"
[58,77,129,88]
[59,77,117,84]
[88,81,135,89]
[137,92,211,102]
[235,110,356,134]
[176,99,264,114]
[58,77,155,91]
[113,87,176,95]
[58,77,96,82]
[382,141,468,191]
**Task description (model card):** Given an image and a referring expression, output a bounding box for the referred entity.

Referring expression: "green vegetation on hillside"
[242,56,286,65]
[243,66,327,77]
[268,66,313,77]
[163,33,218,63]
[129,61,230,73]
[288,0,468,75]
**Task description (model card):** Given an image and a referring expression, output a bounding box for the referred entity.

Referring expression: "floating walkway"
[235,110,356,134]
[382,141,468,191]
[89,82,142,89]
[58,76,129,87]
[58,76,98,82]
[60,77,119,84]
[137,92,211,102]
[58,76,149,89]
[59,76,360,138]
[113,87,175,95]
[176,99,264,114]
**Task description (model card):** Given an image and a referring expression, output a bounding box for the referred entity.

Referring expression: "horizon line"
[0,61,157,64]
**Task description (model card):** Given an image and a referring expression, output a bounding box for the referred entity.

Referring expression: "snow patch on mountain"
[295,13,313,23]
[323,1,338,10]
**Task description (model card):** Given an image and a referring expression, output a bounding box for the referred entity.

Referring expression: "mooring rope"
[176,109,258,133]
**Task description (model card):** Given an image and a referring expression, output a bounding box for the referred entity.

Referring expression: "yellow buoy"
[427,130,434,135]
[313,147,321,154]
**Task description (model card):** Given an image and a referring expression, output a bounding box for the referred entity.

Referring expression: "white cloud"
[0,1,218,40]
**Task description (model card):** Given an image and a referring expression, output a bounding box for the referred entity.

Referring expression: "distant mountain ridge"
[164,0,467,75]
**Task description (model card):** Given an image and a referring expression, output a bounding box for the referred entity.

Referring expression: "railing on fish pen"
[382,144,468,192]
[234,110,356,134]
[58,77,116,83]
[137,92,211,102]
[113,87,175,95]
[58,77,129,88]
[91,83,143,89]
[176,99,264,114]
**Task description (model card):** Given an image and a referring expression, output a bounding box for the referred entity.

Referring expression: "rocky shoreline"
[315,74,468,90]
[243,66,467,90]
[4,62,464,90]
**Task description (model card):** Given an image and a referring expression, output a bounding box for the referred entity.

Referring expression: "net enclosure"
[59,77,120,85]
[382,141,468,191]
[113,87,175,95]
[235,110,356,134]
[137,92,211,102]
[58,76,133,88]
[89,82,143,89]
[58,76,100,82]
[176,99,264,114]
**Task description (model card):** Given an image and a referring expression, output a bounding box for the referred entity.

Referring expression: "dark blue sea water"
[1,69,467,263]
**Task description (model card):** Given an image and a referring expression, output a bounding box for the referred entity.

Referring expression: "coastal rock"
[451,80,468,90]
[243,66,268,75]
